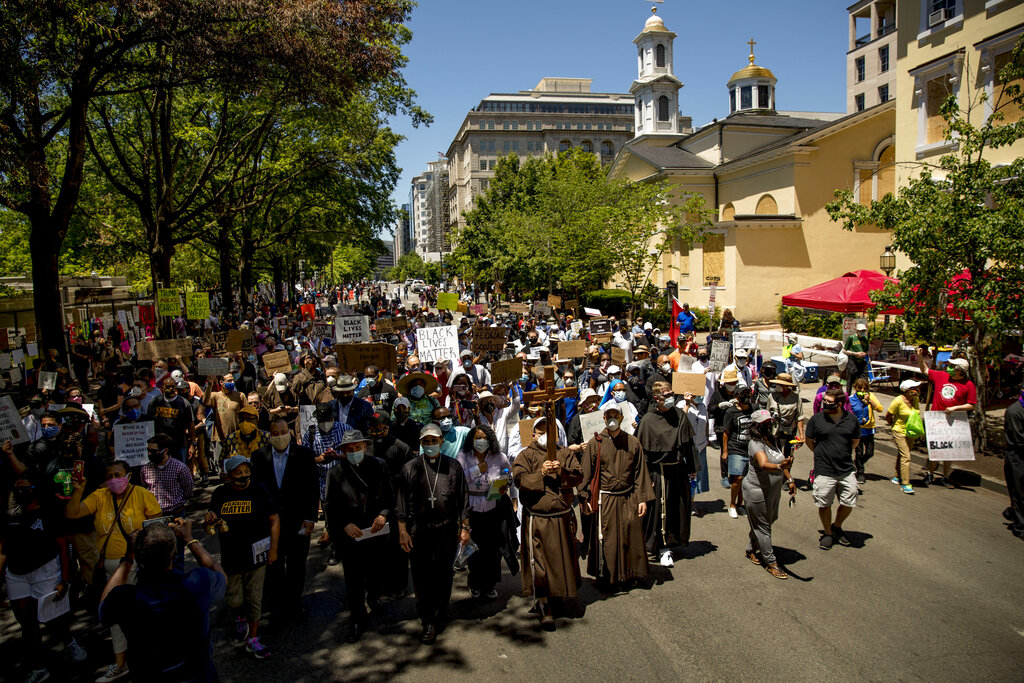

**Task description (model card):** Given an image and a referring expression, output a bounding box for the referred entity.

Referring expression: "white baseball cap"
[734,348,749,359]
[900,379,923,392]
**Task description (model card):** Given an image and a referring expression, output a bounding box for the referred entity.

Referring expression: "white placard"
[578,410,606,443]
[924,410,975,461]
[26,343,38,357]
[298,405,316,440]
[117,310,129,330]
[334,315,370,344]
[415,325,460,364]
[0,395,29,445]
[10,367,22,383]
[12,349,24,366]
[732,331,758,352]
[676,354,695,372]
[38,370,57,391]
[113,421,156,467]
[583,307,601,317]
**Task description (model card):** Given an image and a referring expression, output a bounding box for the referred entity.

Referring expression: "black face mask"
[13,489,35,506]
[147,449,166,464]
[232,476,251,488]
[337,394,353,406]
[698,355,708,362]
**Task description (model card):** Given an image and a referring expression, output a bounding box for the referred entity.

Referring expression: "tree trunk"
[271,256,284,310]
[238,223,254,313]
[29,220,67,358]
[217,218,234,314]
[971,322,988,453]
[149,224,174,337]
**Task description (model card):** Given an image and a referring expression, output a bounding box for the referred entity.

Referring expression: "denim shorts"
[727,452,749,477]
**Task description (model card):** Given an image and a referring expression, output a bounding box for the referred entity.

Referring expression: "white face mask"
[535,434,547,448]
[348,449,365,465]
[605,418,620,431]
[473,438,489,454]
[660,363,672,374]
[613,390,626,402]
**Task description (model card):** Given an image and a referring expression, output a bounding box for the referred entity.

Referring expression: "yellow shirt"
[886,395,919,436]
[82,485,161,560]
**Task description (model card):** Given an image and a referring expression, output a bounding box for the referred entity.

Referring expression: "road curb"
[871,439,1007,496]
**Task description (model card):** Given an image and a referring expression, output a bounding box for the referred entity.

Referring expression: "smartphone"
[143,516,176,528]
[73,460,85,482]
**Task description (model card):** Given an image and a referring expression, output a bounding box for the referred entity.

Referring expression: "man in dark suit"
[251,416,319,620]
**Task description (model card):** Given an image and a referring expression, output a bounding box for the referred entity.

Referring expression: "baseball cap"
[602,403,623,416]
[750,409,773,424]
[899,379,923,392]
[224,455,249,473]
[420,423,442,439]
[947,358,969,370]
[826,373,843,384]
[856,323,868,331]
[733,348,749,359]
[393,396,411,410]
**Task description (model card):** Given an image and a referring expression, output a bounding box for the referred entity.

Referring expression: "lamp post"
[665,280,678,325]
[879,246,896,329]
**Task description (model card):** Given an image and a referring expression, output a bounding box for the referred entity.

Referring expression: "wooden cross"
[523,365,577,461]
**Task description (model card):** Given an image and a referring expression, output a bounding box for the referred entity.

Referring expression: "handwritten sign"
[227,329,253,354]
[204,332,228,357]
[336,343,398,374]
[924,411,975,461]
[416,325,459,364]
[298,405,316,440]
[508,302,532,315]
[157,289,180,317]
[436,293,459,311]
[559,340,586,359]
[471,326,508,353]
[197,357,229,377]
[489,357,522,386]
[547,294,562,309]
[373,317,408,336]
[583,307,601,317]
[672,372,707,397]
[469,304,488,316]
[842,317,868,343]
[334,316,370,344]
[709,339,730,373]
[262,351,293,376]
[0,396,29,445]
[310,321,332,342]
[610,346,627,365]
[38,371,57,391]
[113,421,156,467]
[578,410,606,443]
[137,338,192,361]
[186,291,210,320]
[732,331,758,352]
[565,299,579,311]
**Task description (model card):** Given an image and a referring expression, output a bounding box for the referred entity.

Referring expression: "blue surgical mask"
[613,390,626,402]
[126,408,141,421]
[421,443,441,458]
[438,417,453,432]
[223,382,235,392]
[410,386,425,399]
[348,449,365,465]
[42,425,60,439]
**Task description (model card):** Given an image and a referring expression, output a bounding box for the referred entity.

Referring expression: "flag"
[669,297,683,343]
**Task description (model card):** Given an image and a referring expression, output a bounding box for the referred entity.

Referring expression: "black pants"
[467,508,502,592]
[410,523,458,627]
[1005,449,1024,530]
[266,521,312,614]
[336,536,386,624]
[855,433,875,476]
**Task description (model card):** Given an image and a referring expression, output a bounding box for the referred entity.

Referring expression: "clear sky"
[386,0,850,231]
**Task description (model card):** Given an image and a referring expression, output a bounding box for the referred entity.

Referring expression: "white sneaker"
[659,550,674,567]
[65,637,88,663]
[95,664,130,683]
[729,507,739,519]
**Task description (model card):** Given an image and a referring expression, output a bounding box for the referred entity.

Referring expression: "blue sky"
[386,0,850,229]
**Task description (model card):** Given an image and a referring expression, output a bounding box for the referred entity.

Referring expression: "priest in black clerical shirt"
[396,423,471,645]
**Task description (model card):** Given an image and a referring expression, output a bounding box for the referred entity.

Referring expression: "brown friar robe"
[513,443,584,598]
[580,429,655,583]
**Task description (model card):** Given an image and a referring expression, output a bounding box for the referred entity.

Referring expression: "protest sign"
[565,299,579,311]
[709,339,730,373]
[334,316,370,344]
[0,395,29,445]
[416,325,459,364]
[518,418,535,446]
[471,326,508,353]
[38,370,57,391]
[262,351,293,376]
[298,405,316,438]
[842,317,868,343]
[570,320,583,335]
[589,318,612,335]
[11,349,23,366]
[489,357,522,385]
[310,321,332,342]
[157,289,180,317]
[185,291,210,320]
[373,317,408,336]
[301,304,316,321]
[336,343,398,374]
[114,422,155,467]
[137,338,192,361]
[672,372,707,397]
[117,310,129,331]
[226,329,253,354]
[610,346,627,365]
[534,303,552,317]
[583,307,601,317]
[436,293,459,311]
[924,411,975,461]
[204,332,228,356]
[578,411,606,443]
[558,340,586,359]
[508,303,532,315]
[469,304,487,316]
[732,331,758,352]
[456,302,469,314]
[197,357,229,377]
[0,354,9,370]
[547,294,562,309]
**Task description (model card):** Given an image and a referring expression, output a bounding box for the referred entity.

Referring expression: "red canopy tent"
[781,270,900,314]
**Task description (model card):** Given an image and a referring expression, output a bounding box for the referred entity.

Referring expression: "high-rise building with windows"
[393,204,412,261]
[409,171,431,257]
[846,0,897,113]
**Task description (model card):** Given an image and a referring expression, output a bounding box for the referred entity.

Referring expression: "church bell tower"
[631,4,683,138]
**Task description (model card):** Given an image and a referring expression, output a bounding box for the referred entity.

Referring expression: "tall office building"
[424,158,449,259]
[444,77,647,234]
[393,204,412,260]
[409,171,431,257]
[847,0,897,113]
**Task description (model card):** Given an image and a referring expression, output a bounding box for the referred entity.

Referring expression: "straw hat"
[770,372,798,387]
[396,371,440,396]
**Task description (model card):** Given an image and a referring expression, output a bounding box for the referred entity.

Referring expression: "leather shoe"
[345,621,366,643]
[419,624,437,645]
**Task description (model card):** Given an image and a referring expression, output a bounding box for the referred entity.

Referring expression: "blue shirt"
[677,309,697,333]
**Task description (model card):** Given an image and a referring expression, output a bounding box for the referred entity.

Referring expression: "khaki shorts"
[226,565,266,622]
[812,471,858,508]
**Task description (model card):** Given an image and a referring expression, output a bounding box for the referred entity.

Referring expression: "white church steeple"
[630,3,683,138]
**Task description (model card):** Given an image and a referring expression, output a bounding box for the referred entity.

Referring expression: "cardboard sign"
[610,346,627,365]
[197,357,230,377]
[204,332,228,356]
[0,395,29,445]
[489,357,522,386]
[456,302,469,314]
[508,302,532,315]
[157,289,180,317]
[547,294,562,309]
[924,411,975,461]
[732,331,758,352]
[471,326,508,353]
[334,316,370,344]
[113,421,155,467]
[186,291,210,320]
[559,340,587,359]
[578,410,606,443]
[436,292,459,311]
[262,350,293,376]
[534,303,552,317]
[336,343,398,374]
[226,329,253,354]
[589,318,612,335]
[38,370,57,391]
[373,317,408,336]
[709,339,730,373]
[592,334,613,344]
[137,338,192,361]
[416,325,460,364]
[518,418,536,446]
[672,372,707,397]
[469,304,488,316]
[565,299,579,311]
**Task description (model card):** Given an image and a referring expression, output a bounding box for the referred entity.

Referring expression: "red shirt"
[927,369,977,411]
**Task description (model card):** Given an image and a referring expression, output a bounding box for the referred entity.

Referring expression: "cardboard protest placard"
[373,317,408,336]
[924,411,975,461]
[334,316,370,344]
[204,332,228,356]
[547,294,562,309]
[436,292,459,311]
[336,343,398,374]
[489,357,522,385]
[456,302,469,314]
[415,325,459,364]
[518,418,535,446]
[157,289,180,317]
[533,303,552,317]
[672,372,707,397]
[508,302,532,315]
[114,421,155,467]
[197,357,229,377]
[0,395,29,445]
[185,291,210,320]
[226,329,253,354]
[592,334,613,344]
[262,351,293,376]
[38,370,57,391]
[578,410,606,443]
[137,338,192,361]
[610,346,627,365]
[471,326,508,353]
[469,304,488,316]
[732,331,758,352]
[589,318,612,335]
[559,340,587,359]
[709,339,731,373]
[565,299,579,311]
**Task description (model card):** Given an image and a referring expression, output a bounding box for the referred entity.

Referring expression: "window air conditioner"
[928,8,952,27]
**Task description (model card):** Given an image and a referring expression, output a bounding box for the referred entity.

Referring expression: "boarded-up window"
[755,194,778,214]
[994,51,1024,124]
[877,145,895,198]
[661,237,690,276]
[721,203,735,221]
[859,169,874,205]
[703,234,725,287]
[926,76,950,144]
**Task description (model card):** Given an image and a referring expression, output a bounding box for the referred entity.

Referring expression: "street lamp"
[879,245,896,277]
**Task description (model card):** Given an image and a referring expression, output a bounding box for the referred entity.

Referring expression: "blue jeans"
[693,446,710,494]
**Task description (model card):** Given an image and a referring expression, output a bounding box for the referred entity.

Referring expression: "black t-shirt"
[208,483,277,573]
[3,505,63,575]
[147,395,194,448]
[723,405,754,456]
[805,410,860,477]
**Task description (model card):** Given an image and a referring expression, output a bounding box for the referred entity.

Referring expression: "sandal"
[745,550,761,566]
[766,565,788,580]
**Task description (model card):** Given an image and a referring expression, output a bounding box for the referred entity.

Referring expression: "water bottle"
[689,477,698,499]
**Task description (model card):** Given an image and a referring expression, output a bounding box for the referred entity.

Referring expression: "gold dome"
[728,39,776,84]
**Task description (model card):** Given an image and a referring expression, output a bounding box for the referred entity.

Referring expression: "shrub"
[581,289,632,317]
[778,304,844,339]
